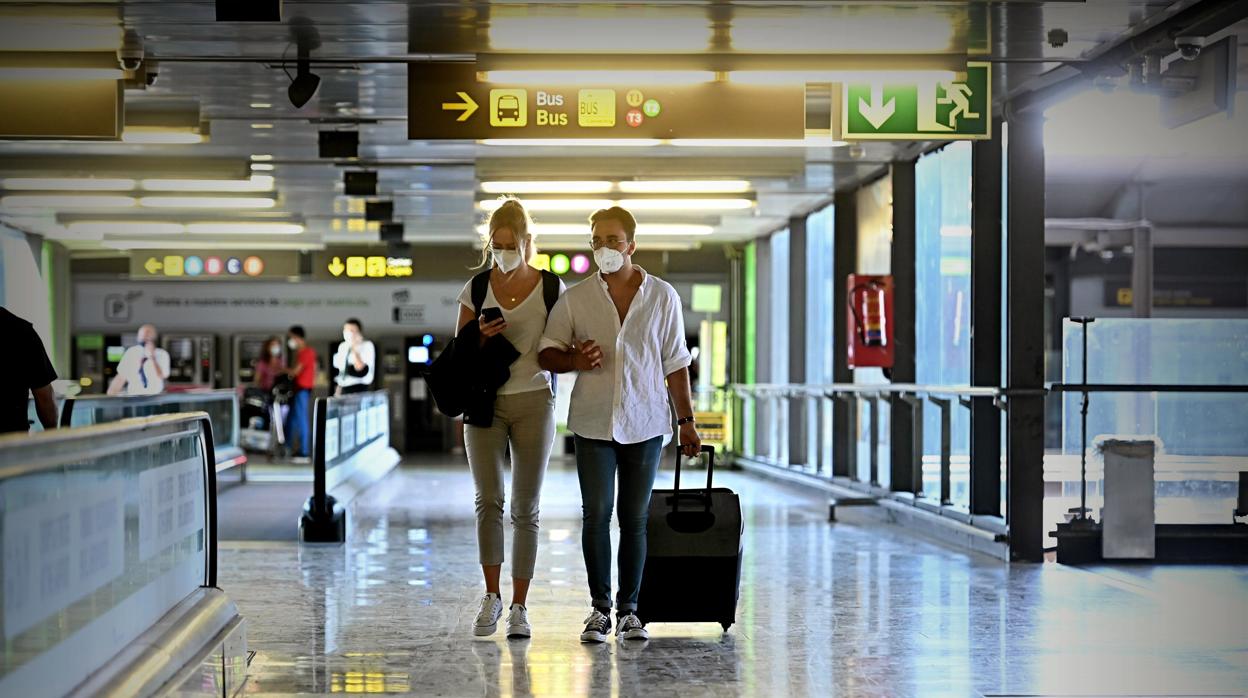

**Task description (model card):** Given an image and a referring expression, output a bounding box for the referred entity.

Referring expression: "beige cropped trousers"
[464,388,556,580]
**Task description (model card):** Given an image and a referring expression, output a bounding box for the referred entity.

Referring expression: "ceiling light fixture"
[250,163,275,172]
[120,130,206,144]
[481,181,614,194]
[1,178,136,191]
[286,45,321,109]
[185,222,303,235]
[617,180,751,194]
[65,221,304,236]
[67,221,185,236]
[618,198,754,211]
[137,196,276,209]
[1,195,136,209]
[139,175,274,192]
[250,154,274,161]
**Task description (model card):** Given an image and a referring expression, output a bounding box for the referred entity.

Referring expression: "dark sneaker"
[579,609,611,643]
[616,613,649,641]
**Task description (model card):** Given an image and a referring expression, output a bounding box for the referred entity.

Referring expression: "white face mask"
[287,339,298,350]
[342,331,354,343]
[593,246,625,274]
[269,346,281,356]
[492,248,523,273]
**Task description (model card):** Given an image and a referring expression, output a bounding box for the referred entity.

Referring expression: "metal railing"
[729,382,1005,531]
[0,413,223,696]
[59,389,245,475]
[301,389,398,542]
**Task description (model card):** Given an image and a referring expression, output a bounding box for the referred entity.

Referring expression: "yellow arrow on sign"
[441,91,479,122]
[328,256,345,277]
[144,257,162,274]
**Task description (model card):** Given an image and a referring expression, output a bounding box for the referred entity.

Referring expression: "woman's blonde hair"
[477,197,537,269]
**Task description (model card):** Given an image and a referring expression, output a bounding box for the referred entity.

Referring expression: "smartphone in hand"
[481,306,504,324]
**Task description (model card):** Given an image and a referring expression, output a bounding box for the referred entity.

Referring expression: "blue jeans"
[286,388,311,457]
[574,434,664,613]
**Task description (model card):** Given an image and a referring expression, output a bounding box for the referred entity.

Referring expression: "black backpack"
[427,270,560,418]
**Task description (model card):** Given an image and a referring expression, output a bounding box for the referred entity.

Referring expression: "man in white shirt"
[333,317,376,395]
[107,324,171,396]
[539,206,701,644]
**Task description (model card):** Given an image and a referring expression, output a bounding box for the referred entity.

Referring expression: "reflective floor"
[219,459,1248,697]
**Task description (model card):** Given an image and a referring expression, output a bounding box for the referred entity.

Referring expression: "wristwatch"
[676,416,696,426]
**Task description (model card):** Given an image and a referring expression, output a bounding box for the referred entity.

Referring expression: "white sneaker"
[579,609,611,643]
[505,604,531,639]
[473,593,503,636]
[616,612,649,641]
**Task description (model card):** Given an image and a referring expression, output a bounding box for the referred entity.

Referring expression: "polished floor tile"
[218,460,1248,697]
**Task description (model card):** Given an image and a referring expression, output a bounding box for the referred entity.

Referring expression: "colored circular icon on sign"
[225,257,242,275]
[625,109,644,128]
[551,254,571,275]
[184,255,204,276]
[205,256,223,275]
[642,99,661,118]
[625,89,644,108]
[571,254,591,274]
[243,256,264,276]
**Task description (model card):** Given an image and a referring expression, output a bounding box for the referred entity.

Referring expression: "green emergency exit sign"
[843,62,991,140]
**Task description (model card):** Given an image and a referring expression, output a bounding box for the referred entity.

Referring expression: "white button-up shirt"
[540,268,692,445]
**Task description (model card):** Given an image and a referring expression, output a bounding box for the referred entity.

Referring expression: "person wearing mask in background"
[252,336,284,391]
[108,324,170,396]
[538,206,700,644]
[0,307,58,434]
[284,325,317,463]
[457,198,564,640]
[333,318,375,396]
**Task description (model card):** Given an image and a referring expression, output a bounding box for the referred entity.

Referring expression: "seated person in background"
[108,324,170,396]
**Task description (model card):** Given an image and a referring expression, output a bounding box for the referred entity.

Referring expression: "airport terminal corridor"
[222,460,1248,697]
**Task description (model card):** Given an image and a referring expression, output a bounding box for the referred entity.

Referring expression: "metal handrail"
[731,383,1001,398]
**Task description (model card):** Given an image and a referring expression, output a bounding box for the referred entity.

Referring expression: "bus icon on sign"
[490,89,527,127]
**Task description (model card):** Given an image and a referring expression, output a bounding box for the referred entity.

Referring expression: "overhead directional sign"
[842,62,990,140]
[409,63,805,140]
[130,251,298,279]
[314,250,414,280]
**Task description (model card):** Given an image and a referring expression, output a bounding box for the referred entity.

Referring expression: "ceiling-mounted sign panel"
[842,62,990,140]
[408,63,805,140]
[129,251,298,279]
[0,79,122,139]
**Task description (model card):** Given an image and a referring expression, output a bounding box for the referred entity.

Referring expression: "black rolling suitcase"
[636,445,743,631]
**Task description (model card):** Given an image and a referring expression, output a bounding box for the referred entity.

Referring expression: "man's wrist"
[677,415,696,426]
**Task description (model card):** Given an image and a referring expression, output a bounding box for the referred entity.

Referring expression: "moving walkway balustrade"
[0,412,245,698]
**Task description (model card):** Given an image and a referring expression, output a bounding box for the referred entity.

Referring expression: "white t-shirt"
[333,339,376,388]
[116,345,171,395]
[458,275,565,396]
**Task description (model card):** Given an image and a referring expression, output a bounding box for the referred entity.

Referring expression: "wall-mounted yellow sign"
[318,252,413,280]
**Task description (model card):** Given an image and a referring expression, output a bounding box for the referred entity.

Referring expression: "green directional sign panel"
[843,62,991,140]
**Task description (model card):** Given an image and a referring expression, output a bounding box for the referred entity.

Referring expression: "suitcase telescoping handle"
[671,445,715,512]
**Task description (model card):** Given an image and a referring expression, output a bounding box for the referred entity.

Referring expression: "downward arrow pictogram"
[858,84,896,130]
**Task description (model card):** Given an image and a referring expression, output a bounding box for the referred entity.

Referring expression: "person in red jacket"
[283,325,317,461]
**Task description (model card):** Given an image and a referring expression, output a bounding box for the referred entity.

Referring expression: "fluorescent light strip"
[1,178,135,191]
[1,195,136,209]
[250,154,274,161]
[617,180,750,194]
[477,223,713,237]
[668,137,848,147]
[68,221,305,236]
[102,240,317,251]
[483,70,715,85]
[729,70,957,85]
[121,131,205,144]
[140,175,274,192]
[137,196,276,209]
[619,198,753,211]
[249,163,275,172]
[477,198,614,212]
[481,181,614,194]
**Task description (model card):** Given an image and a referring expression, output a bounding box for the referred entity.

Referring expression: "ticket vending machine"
[403,334,447,452]
[232,334,281,387]
[162,334,217,389]
[72,333,133,393]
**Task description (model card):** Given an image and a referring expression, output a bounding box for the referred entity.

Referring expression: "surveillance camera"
[1174,35,1204,61]
[119,29,144,72]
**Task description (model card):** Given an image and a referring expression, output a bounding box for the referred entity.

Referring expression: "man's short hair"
[288,325,306,338]
[345,318,363,332]
[589,206,638,242]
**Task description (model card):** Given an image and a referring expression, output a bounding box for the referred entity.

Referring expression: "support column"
[787,215,809,467]
[1131,222,1153,318]
[832,192,858,478]
[889,161,918,492]
[755,238,773,458]
[971,120,1004,517]
[1006,111,1047,562]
